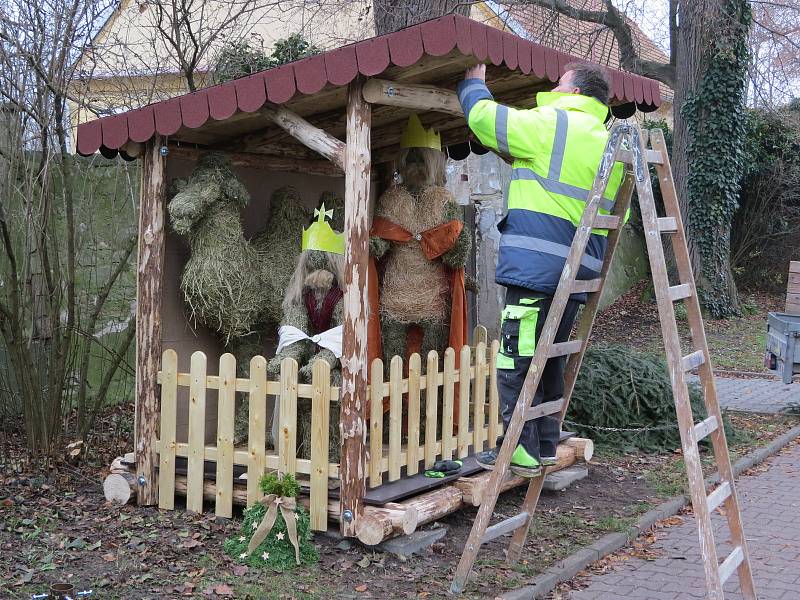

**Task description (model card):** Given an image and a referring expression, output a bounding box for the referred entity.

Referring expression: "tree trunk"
[373,0,470,35]
[672,0,748,317]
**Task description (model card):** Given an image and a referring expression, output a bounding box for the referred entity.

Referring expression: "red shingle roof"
[76,14,662,157]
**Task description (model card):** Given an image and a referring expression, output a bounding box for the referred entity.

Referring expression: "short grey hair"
[564,61,611,106]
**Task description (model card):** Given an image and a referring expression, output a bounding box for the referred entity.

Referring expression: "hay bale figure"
[369,115,470,367]
[167,152,310,444]
[269,193,345,461]
[168,152,261,341]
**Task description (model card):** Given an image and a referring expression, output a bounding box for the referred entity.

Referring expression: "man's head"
[553,62,611,106]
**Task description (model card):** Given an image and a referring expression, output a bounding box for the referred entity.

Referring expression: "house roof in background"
[76,14,662,158]
[482,1,673,101]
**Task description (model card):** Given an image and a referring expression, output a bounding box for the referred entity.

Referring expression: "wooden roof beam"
[362,79,463,117]
[263,103,346,172]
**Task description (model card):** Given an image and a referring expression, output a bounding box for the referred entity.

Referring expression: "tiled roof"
[76,14,662,157]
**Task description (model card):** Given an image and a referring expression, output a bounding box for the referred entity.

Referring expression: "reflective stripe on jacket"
[457,79,626,298]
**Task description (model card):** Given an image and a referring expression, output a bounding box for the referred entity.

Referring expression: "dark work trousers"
[496,285,580,460]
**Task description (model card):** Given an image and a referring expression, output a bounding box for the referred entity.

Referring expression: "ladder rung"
[681,350,706,371]
[593,214,620,230]
[572,279,602,294]
[668,284,692,301]
[525,398,564,421]
[549,340,583,358]
[707,481,731,513]
[617,149,665,165]
[658,217,678,233]
[694,415,719,441]
[481,512,530,544]
[718,546,744,585]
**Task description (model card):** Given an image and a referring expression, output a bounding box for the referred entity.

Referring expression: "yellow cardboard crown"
[302,203,345,255]
[400,114,441,151]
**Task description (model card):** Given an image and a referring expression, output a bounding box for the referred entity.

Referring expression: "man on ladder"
[456,62,625,477]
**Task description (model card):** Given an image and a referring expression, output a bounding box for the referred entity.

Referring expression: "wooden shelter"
[79,15,661,542]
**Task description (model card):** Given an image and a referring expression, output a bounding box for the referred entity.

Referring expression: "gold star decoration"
[238,536,245,542]
[276,531,285,541]
[313,203,334,222]
[239,552,247,559]
[261,551,270,561]
[251,522,258,530]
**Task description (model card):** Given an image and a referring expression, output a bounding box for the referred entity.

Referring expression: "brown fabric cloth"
[246,494,300,564]
[368,216,468,414]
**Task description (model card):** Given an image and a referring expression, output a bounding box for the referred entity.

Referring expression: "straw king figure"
[369,114,470,369]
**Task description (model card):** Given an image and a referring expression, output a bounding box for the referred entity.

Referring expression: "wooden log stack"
[102,437,593,546]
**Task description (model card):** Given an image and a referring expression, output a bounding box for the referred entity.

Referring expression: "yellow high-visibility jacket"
[457,79,625,298]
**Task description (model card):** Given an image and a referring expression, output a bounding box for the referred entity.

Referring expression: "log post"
[340,77,371,537]
[135,136,167,505]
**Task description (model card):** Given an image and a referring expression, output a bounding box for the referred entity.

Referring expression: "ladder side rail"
[559,171,636,422]
[450,123,628,595]
[649,129,757,600]
[504,125,631,565]
[633,126,725,599]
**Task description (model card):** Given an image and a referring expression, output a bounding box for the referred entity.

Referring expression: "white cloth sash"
[276,324,343,359]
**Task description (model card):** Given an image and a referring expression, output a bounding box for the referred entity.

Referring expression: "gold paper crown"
[302,203,345,255]
[400,114,441,151]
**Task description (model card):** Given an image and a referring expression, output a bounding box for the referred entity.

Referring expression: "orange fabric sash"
[368,216,468,413]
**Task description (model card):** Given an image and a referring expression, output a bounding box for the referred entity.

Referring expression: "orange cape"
[368,216,468,413]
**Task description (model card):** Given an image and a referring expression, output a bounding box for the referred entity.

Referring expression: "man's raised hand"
[464,64,486,81]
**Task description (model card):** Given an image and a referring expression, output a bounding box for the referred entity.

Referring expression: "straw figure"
[168,152,260,341]
[167,152,310,443]
[369,115,470,369]
[268,193,345,460]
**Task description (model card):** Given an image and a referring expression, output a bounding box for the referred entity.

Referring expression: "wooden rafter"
[362,78,463,116]
[262,103,346,171]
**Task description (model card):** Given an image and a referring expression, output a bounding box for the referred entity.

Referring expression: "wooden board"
[310,360,331,530]
[279,358,298,474]
[388,356,403,482]
[369,359,385,488]
[424,352,439,470]
[215,353,236,518]
[406,354,422,476]
[157,349,178,510]
[329,455,484,506]
[186,351,207,513]
[247,356,268,505]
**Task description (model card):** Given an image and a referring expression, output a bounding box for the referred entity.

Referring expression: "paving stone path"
[567,441,800,600]
[702,376,799,414]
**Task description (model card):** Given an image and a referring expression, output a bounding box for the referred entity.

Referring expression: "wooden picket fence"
[155,328,502,531]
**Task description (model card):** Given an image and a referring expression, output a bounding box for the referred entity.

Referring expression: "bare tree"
[748,0,800,108]
[143,0,269,91]
[0,0,137,457]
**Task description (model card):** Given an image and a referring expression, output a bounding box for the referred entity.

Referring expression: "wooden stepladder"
[450,124,757,600]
